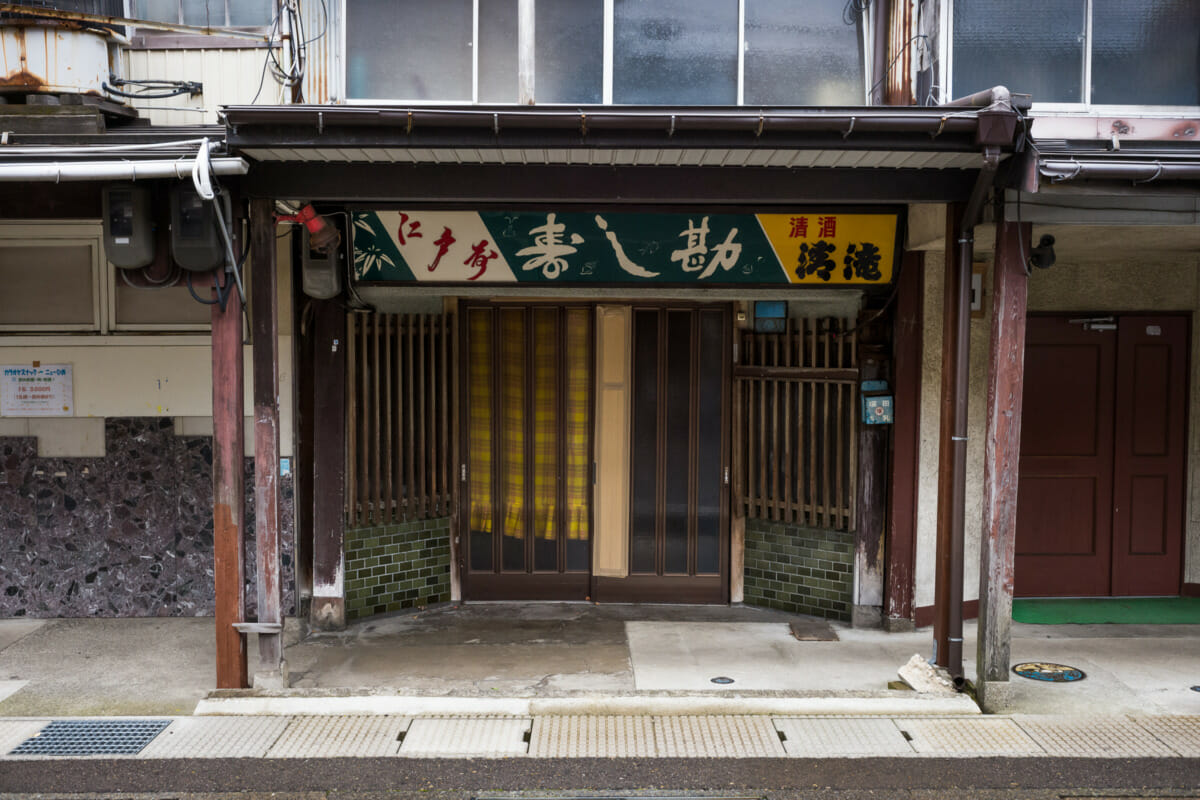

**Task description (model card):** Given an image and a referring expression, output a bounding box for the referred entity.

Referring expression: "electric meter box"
[170,185,230,272]
[301,224,343,299]
[102,183,155,269]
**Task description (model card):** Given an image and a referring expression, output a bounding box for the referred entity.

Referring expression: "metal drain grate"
[11,719,171,756]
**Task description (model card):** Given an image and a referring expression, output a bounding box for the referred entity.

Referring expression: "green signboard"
[352,209,901,286]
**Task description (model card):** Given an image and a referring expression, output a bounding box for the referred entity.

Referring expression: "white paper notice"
[1,364,73,416]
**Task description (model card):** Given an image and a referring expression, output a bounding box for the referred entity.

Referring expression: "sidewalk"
[1,712,1199,759]
[0,604,1195,734]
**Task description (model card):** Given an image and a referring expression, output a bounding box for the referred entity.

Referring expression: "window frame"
[0,221,213,335]
[0,224,104,334]
[342,0,871,106]
[944,0,1200,114]
[125,0,276,50]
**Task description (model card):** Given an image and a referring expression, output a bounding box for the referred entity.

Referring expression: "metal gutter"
[222,104,988,137]
[1041,158,1200,183]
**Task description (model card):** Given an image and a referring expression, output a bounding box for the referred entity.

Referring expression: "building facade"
[0,0,1196,697]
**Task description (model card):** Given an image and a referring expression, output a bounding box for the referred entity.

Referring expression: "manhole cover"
[10,719,170,756]
[1012,662,1086,682]
[710,676,735,685]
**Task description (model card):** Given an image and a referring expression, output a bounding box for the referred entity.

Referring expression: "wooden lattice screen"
[346,313,456,526]
[737,317,859,531]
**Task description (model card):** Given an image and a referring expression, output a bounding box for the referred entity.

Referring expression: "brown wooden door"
[609,306,730,603]
[1111,316,1187,595]
[1016,315,1186,597]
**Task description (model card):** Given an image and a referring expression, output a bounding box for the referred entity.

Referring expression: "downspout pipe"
[935,145,1000,679]
[871,0,893,105]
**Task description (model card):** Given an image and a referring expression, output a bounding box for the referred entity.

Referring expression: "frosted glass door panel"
[953,0,1085,103]
[1092,0,1200,105]
[744,0,865,105]
[614,0,738,104]
[347,0,473,100]
[480,0,519,102]
[536,0,604,103]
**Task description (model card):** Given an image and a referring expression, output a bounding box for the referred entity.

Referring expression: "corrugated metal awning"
[238,145,989,170]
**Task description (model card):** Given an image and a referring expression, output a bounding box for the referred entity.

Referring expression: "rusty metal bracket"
[233,622,283,634]
[1132,161,1165,185]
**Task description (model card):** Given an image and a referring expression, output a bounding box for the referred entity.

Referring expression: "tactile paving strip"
[656,715,784,758]
[266,715,410,758]
[9,719,170,756]
[400,716,531,758]
[775,717,914,757]
[0,720,49,757]
[1129,715,1200,757]
[1014,715,1179,757]
[530,715,656,758]
[139,715,291,759]
[896,717,1043,756]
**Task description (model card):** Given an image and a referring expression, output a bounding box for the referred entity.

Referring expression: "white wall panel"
[123,47,285,125]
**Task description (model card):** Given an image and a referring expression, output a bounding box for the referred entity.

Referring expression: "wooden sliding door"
[462,305,593,599]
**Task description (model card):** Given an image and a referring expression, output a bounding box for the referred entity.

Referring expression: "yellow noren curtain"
[468,306,591,546]
[564,308,590,542]
[468,310,493,534]
[532,309,559,540]
[500,309,526,540]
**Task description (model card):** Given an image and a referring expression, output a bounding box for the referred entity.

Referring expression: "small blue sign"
[864,395,894,425]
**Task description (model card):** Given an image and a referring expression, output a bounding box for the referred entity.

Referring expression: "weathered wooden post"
[976,217,1030,710]
[249,196,285,684]
[212,267,248,689]
[311,299,347,630]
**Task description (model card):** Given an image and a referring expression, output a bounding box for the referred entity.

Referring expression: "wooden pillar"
[250,197,283,675]
[977,219,1030,697]
[884,252,923,629]
[212,271,248,689]
[311,299,347,630]
[854,339,889,627]
[730,315,745,603]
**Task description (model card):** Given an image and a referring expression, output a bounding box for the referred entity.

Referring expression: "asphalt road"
[2,757,1199,798]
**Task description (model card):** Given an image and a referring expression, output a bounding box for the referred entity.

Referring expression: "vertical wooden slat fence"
[346,312,456,526]
[736,317,859,531]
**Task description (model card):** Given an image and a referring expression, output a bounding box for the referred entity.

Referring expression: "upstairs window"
[130,0,275,27]
[345,0,866,105]
[952,0,1200,107]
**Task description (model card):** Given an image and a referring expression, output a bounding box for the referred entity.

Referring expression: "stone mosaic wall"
[345,518,451,620]
[743,519,853,621]
[0,417,295,618]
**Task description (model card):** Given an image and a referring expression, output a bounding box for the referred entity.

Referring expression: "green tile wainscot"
[345,518,452,620]
[743,519,853,621]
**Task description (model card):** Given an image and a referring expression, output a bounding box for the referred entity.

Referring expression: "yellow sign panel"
[758,213,899,285]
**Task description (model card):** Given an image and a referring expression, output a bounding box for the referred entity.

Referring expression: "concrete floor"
[0,603,1196,716]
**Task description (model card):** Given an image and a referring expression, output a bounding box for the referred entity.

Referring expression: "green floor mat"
[1012,596,1200,624]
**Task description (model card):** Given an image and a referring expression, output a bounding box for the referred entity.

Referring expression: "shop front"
[223,101,1023,639]
[342,206,899,606]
